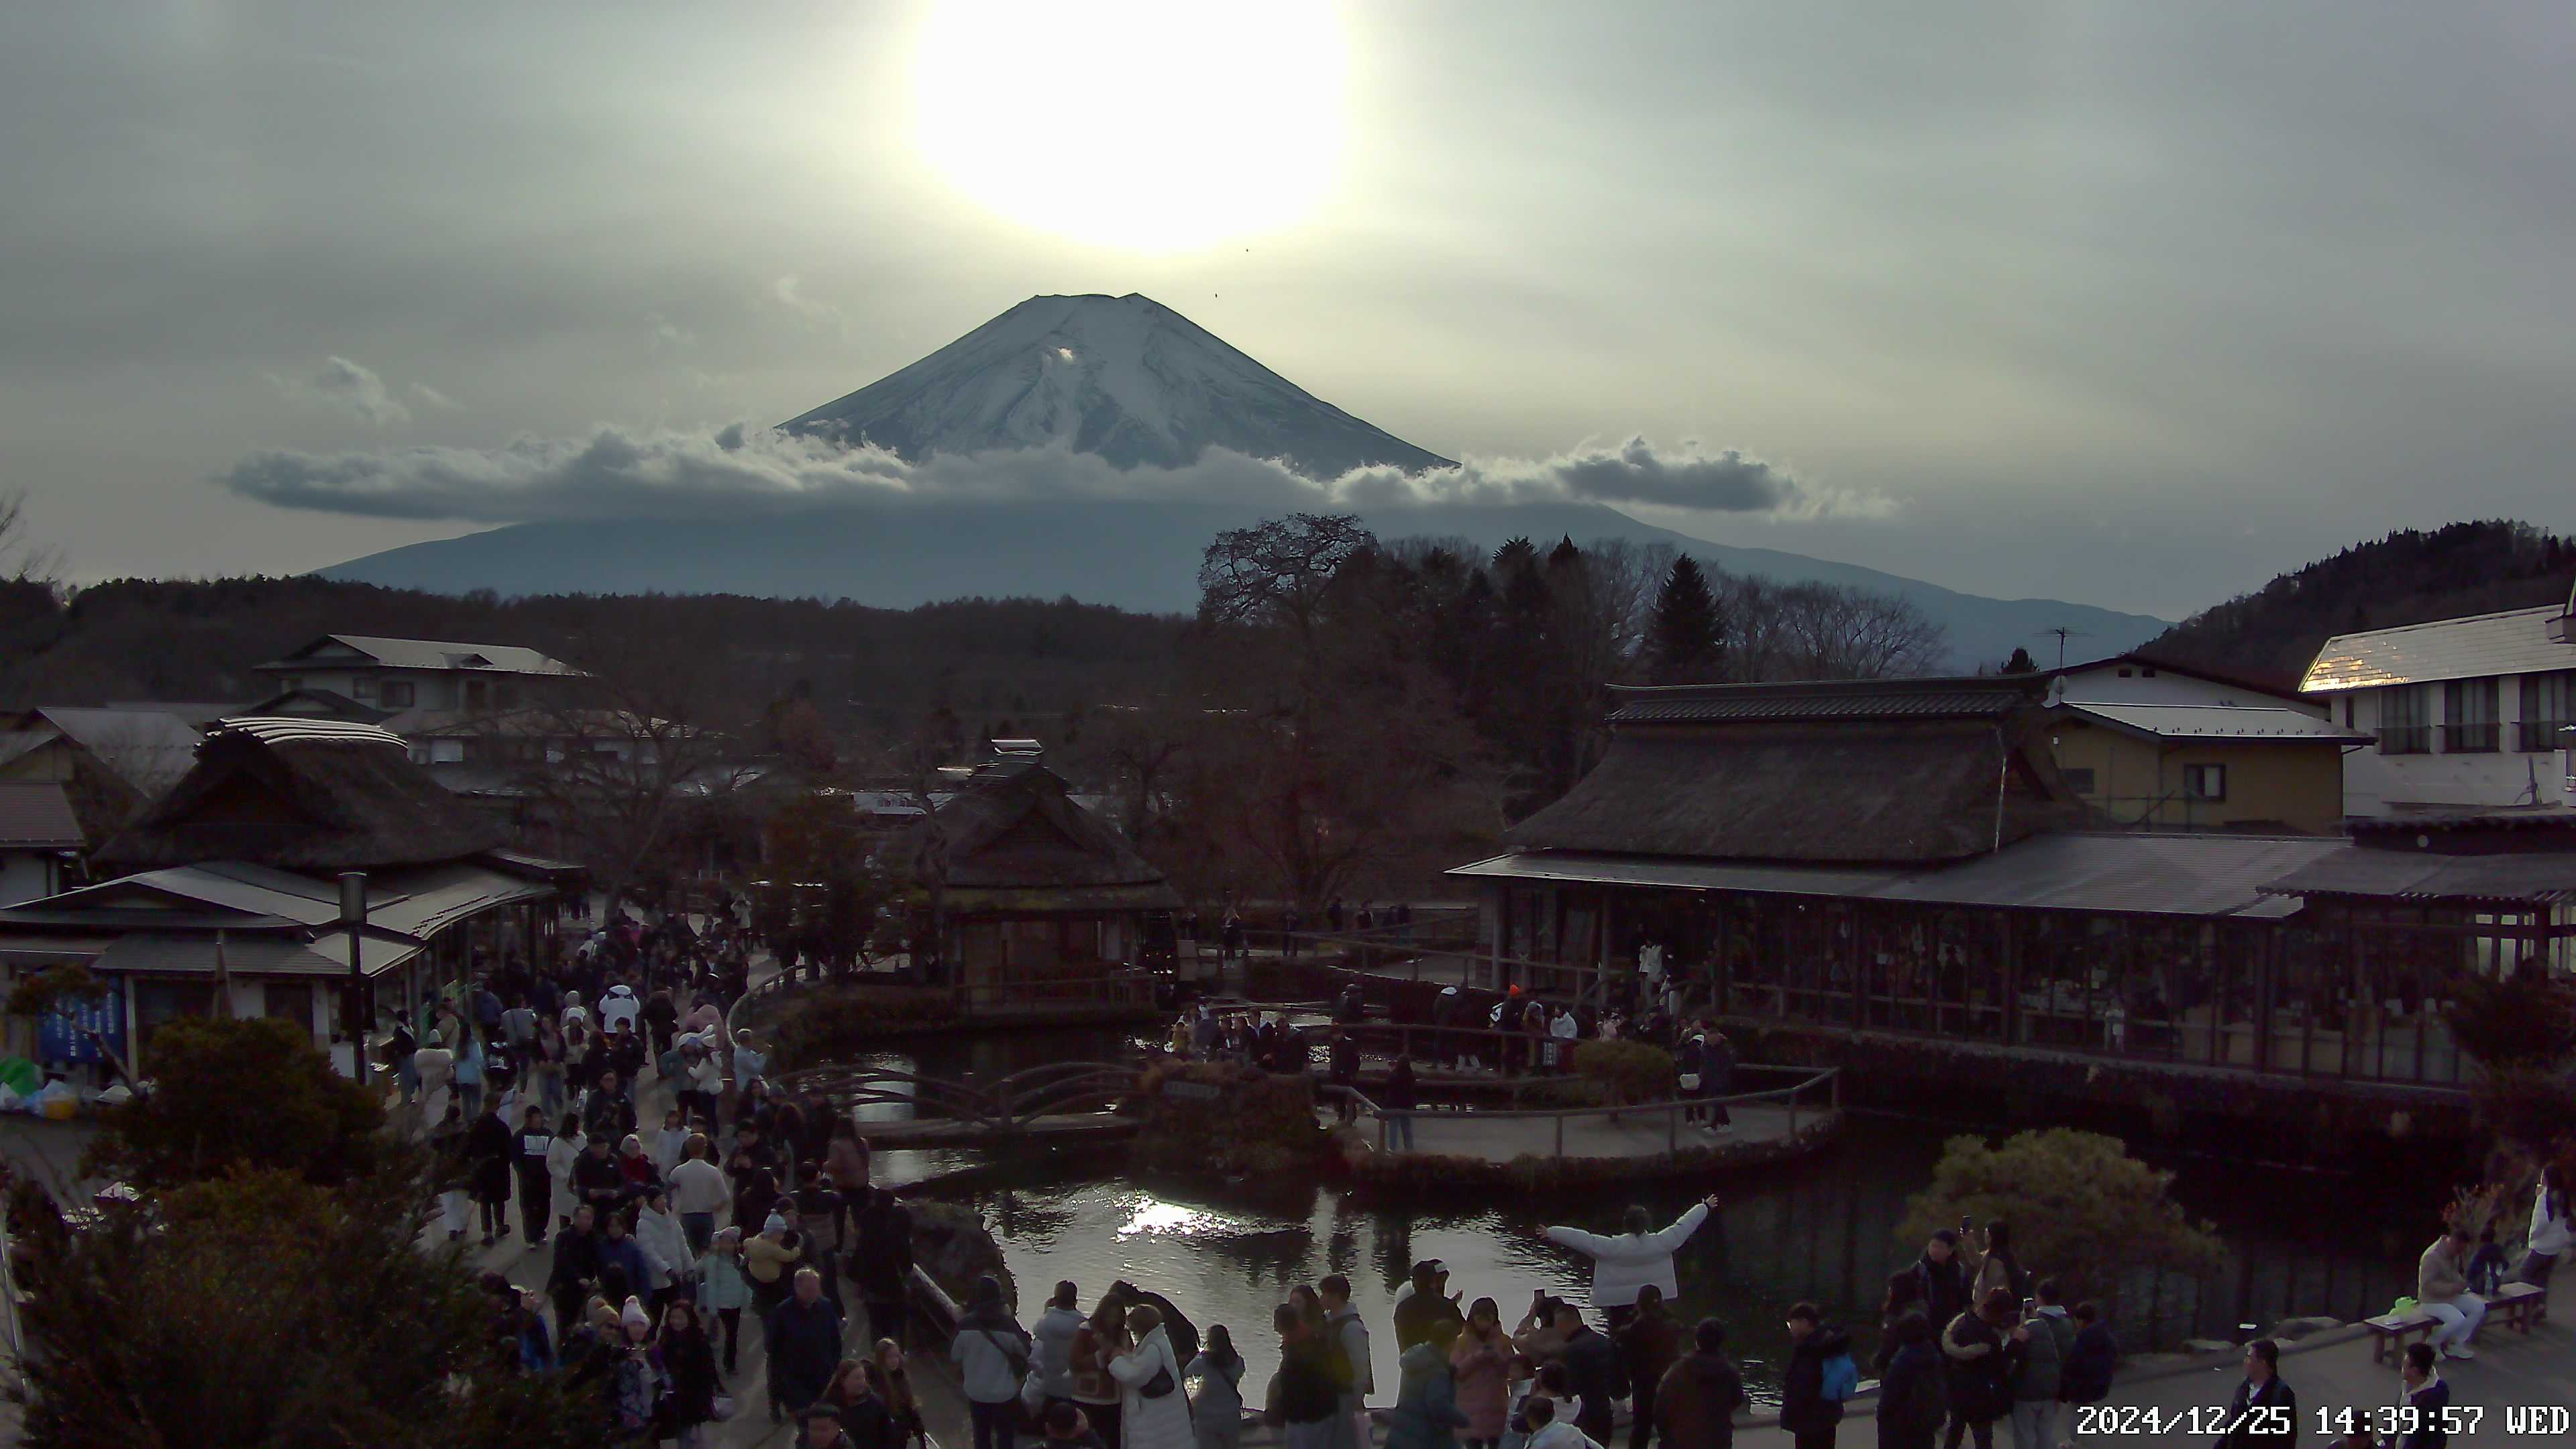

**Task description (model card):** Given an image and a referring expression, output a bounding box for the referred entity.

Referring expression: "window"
[464,680,491,711]
[2343,696,2354,729]
[347,674,373,699]
[2183,763,2226,801]
[2521,672,2575,753]
[2379,685,2431,754]
[2444,678,2500,753]
[277,675,301,693]
[2061,767,2097,795]
[428,738,465,763]
[378,679,416,708]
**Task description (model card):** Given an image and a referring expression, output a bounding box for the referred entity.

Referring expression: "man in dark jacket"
[1779,1303,1851,1449]
[1552,1303,1627,1446]
[2058,1302,2116,1406]
[1874,1316,1944,1449]
[768,1267,847,1425]
[1392,1261,1465,1352]
[1654,1318,1747,1449]
[855,1187,916,1346]
[513,1108,556,1245]
[1615,1288,1685,1449]
[546,1203,606,1340]
[2215,1339,2296,1446]
[572,1132,627,1218]
[2396,1342,2449,1449]
[1911,1232,1973,1334]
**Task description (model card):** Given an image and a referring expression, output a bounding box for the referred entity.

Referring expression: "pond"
[833,1032,2439,1407]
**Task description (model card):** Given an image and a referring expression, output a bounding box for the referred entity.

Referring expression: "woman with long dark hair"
[1449,1299,1517,1449]
[1185,1324,1246,1449]
[654,1299,720,1446]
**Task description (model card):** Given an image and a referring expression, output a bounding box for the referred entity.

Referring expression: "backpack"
[1819,1352,1858,1402]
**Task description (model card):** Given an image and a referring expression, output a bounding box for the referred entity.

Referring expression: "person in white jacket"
[1541,1195,1721,1326]
[2523,1165,2570,1287]
[1110,1305,1195,1449]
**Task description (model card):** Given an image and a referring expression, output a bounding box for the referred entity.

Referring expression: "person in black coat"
[655,1300,722,1437]
[2214,1339,2297,1446]
[855,1188,916,1346]
[2394,1342,2449,1449]
[1874,1315,1943,1449]
[1778,1303,1851,1449]
[1106,1279,1200,1368]
[465,1104,515,1246]
[1552,1303,1628,1446]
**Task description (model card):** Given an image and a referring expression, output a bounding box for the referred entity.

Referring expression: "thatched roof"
[1509,679,2076,866]
[97,718,506,873]
[914,760,1172,894]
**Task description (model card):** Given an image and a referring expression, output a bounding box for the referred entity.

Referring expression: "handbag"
[710,1392,736,1421]
[1678,1073,1701,1091]
[1142,1364,1177,1400]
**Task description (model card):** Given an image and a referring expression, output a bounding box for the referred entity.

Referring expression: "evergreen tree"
[1648,555,1723,683]
[1999,645,2038,674]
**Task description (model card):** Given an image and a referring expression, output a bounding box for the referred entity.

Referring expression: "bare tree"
[1196,513,1374,648]
[1,488,62,588]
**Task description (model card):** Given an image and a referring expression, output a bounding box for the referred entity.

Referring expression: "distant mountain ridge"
[325,293,2169,668]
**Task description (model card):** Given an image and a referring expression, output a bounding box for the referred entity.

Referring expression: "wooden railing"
[1326,1063,1840,1157]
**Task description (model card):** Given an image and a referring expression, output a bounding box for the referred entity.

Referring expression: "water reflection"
[839,1034,2434,1405]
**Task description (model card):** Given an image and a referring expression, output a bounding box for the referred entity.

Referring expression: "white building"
[2300,602,2576,816]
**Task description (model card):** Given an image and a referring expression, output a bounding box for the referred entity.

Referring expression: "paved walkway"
[1719,1316,2576,1447]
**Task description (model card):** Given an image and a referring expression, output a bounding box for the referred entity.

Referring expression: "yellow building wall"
[2049,720,2348,833]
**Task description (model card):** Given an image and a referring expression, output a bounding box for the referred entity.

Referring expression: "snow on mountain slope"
[779,292,1454,478]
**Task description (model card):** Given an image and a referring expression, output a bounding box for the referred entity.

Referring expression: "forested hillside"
[0,576,1188,740]
[2143,521,2575,688]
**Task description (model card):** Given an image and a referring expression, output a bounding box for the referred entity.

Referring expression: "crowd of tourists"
[404,894,930,1445]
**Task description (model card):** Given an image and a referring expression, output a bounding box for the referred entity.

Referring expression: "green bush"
[2447,971,2576,1070]
[1896,1128,2226,1303]
[1573,1039,1677,1105]
[768,985,963,1070]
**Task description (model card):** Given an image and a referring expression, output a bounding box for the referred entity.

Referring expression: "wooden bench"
[2366,1282,2549,1366]
[2491,1279,2548,1332]
[2365,1309,2439,1367]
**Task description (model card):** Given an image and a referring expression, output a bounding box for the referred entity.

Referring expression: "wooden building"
[908,759,1180,1010]
[0,718,570,1075]
[1448,677,2576,1132]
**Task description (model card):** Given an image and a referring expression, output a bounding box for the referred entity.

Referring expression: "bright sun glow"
[912,0,1348,253]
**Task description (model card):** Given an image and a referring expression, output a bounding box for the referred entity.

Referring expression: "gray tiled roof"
[259,634,582,677]
[2302,605,2576,694]
[2059,702,2373,743]
[1608,678,2039,725]
[0,782,84,849]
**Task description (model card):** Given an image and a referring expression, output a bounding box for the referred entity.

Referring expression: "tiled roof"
[258,634,582,677]
[2058,702,2373,743]
[1607,678,2040,725]
[2302,605,2576,694]
[0,782,84,849]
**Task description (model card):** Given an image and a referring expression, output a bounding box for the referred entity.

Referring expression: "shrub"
[87,1016,387,1191]
[1573,1039,1676,1105]
[767,985,964,1069]
[2447,971,2576,1070]
[1131,1061,1326,1178]
[1896,1128,2226,1302]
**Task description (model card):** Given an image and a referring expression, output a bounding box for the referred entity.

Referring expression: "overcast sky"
[5,1,2571,619]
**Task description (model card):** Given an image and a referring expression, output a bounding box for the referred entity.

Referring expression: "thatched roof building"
[918,759,1181,912]
[1507,677,2078,865]
[98,718,504,873]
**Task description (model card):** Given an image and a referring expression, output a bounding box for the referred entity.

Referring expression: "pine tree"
[1648,555,1723,684]
[2000,646,2038,674]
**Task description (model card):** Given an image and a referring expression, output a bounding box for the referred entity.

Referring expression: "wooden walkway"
[1374,1099,1832,1162]
[859,1112,1140,1148]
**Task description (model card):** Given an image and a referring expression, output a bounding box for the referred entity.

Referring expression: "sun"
[912,0,1348,253]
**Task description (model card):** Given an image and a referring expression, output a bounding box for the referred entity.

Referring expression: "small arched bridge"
[777,1061,1147,1148]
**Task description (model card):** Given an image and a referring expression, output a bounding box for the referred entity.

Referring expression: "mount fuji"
[780,292,1453,477]
[323,293,2169,665]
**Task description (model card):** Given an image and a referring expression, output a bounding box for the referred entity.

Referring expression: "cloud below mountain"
[218,423,1881,525]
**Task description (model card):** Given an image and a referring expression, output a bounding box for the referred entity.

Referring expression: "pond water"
[830,1030,2438,1407]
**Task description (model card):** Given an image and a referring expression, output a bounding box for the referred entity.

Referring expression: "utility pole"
[339,871,369,1081]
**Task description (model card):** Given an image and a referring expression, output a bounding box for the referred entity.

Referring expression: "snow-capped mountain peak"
[779,292,1454,478]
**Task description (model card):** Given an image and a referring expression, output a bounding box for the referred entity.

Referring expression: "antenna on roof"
[2034,627,2093,672]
